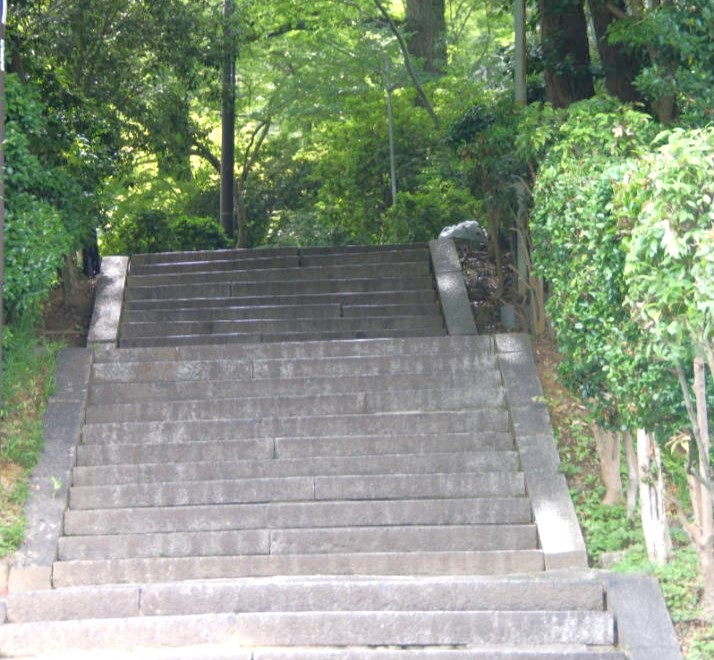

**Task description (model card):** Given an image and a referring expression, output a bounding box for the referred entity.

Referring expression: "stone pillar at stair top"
[87,256,129,348]
[429,239,477,335]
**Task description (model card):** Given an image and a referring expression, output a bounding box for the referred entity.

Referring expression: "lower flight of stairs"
[0,242,681,658]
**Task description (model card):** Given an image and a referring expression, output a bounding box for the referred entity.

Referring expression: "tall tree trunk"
[538,0,594,107]
[587,0,641,103]
[405,0,446,75]
[593,424,623,505]
[636,429,672,565]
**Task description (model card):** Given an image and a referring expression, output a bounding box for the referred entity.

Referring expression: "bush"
[102,210,228,255]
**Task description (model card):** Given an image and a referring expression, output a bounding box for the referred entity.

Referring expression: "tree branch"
[372,0,439,130]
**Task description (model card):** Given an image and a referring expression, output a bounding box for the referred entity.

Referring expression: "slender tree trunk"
[220,0,236,239]
[624,430,638,520]
[693,355,714,619]
[538,0,594,107]
[405,0,446,75]
[636,429,672,565]
[593,424,623,505]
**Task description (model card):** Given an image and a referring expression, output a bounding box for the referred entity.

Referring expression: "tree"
[405,0,446,74]
[538,0,594,107]
[620,127,714,618]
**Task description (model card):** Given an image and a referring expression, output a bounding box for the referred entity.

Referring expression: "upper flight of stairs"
[120,244,446,347]
[0,242,681,658]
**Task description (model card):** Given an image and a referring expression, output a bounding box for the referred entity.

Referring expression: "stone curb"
[6,348,93,595]
[604,572,683,659]
[87,256,128,348]
[495,334,588,570]
[428,239,477,335]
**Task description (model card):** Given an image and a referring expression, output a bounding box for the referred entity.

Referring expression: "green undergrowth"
[0,323,60,557]
[545,366,714,658]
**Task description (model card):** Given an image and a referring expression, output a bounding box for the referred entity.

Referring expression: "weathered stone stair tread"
[51,550,546,586]
[119,326,445,348]
[121,302,442,324]
[63,498,534,535]
[72,450,520,486]
[81,410,510,444]
[91,350,496,381]
[123,289,438,311]
[6,575,610,621]
[129,243,426,267]
[119,315,445,339]
[123,276,436,302]
[129,247,429,276]
[126,261,431,287]
[87,370,499,404]
[85,387,504,423]
[94,334,494,363]
[58,524,537,560]
[69,471,526,509]
[75,432,516,466]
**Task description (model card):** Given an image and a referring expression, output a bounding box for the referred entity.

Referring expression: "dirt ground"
[39,274,96,347]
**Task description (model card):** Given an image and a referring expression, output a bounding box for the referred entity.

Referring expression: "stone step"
[63,497,533,536]
[75,432,515,466]
[69,471,525,510]
[58,524,537,560]
[87,370,500,405]
[92,334,494,364]
[51,550,546,586]
[120,302,442,324]
[0,606,621,657]
[6,575,609,622]
[122,289,439,312]
[72,450,520,486]
[129,248,431,277]
[128,243,426,268]
[84,387,505,424]
[250,651,626,660]
[118,315,445,340]
[118,326,446,348]
[126,261,432,288]
[123,276,435,302]
[80,410,511,444]
[91,351,496,383]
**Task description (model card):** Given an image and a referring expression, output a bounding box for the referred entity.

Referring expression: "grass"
[0,322,60,558]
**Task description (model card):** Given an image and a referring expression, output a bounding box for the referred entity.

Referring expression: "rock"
[439,221,488,248]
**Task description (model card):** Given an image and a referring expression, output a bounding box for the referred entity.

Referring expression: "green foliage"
[102,210,228,255]
[529,96,683,430]
[614,544,705,624]
[618,127,714,361]
[384,178,478,244]
[607,0,714,127]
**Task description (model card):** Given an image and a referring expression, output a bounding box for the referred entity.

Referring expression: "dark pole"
[514,0,527,106]
[0,0,7,408]
[220,0,236,240]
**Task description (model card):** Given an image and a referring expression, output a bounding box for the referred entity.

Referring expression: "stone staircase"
[0,242,681,658]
